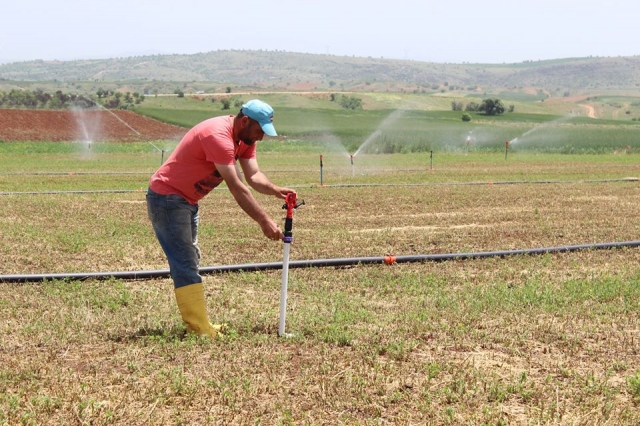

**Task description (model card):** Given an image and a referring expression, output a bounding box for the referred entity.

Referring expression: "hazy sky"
[2,0,637,64]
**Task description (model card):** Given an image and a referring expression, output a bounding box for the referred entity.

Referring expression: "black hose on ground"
[0,177,637,196]
[1,240,639,283]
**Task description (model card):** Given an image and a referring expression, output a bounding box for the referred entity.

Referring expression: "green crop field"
[132,94,640,155]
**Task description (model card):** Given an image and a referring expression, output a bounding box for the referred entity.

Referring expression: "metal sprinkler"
[278,192,305,337]
[350,154,354,177]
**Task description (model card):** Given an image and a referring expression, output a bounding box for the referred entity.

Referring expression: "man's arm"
[239,157,295,200]
[215,162,282,240]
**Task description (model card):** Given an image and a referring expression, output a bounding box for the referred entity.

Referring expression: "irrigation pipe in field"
[0,177,637,196]
[2,240,640,283]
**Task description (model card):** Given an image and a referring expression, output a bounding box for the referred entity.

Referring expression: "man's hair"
[237,109,260,126]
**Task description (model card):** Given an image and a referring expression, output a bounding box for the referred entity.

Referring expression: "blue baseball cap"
[241,99,277,136]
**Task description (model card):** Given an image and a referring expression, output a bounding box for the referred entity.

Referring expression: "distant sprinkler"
[319,154,324,186]
[505,140,510,160]
[350,154,354,177]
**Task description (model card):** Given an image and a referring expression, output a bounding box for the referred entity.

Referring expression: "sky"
[1,0,638,65]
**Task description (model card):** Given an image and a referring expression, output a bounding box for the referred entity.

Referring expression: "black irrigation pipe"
[0,177,637,196]
[2,240,639,283]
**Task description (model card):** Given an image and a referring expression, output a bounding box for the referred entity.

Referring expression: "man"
[146,99,295,339]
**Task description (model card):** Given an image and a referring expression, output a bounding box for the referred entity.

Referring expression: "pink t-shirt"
[149,115,256,204]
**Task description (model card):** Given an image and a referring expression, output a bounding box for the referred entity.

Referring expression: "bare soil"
[0,109,186,142]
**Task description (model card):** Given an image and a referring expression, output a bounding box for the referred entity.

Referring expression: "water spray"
[94,103,141,136]
[350,154,354,177]
[279,192,305,337]
[148,142,166,165]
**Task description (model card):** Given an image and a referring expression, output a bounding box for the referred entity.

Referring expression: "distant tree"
[465,101,480,112]
[225,86,232,93]
[35,89,51,108]
[55,90,70,105]
[330,93,337,102]
[339,95,362,110]
[451,101,463,111]
[508,104,515,112]
[221,98,231,110]
[479,98,505,116]
[461,113,472,122]
[174,89,184,98]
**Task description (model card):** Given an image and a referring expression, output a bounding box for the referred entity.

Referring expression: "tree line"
[0,89,145,110]
[451,98,514,115]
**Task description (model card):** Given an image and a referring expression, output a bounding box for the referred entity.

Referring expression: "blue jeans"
[146,188,201,288]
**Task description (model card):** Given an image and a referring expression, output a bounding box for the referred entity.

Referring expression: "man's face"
[238,117,265,145]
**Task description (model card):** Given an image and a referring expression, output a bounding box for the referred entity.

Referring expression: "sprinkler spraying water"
[506,114,575,148]
[94,102,141,136]
[148,142,167,165]
[279,192,305,338]
[350,154,354,177]
[352,109,406,156]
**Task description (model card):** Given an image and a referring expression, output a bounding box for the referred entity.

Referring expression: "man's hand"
[274,186,296,200]
[260,217,283,241]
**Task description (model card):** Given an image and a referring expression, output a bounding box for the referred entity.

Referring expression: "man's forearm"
[246,171,278,196]
[228,183,271,225]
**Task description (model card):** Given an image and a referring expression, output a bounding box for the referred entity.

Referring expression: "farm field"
[0,109,185,142]
[1,141,640,424]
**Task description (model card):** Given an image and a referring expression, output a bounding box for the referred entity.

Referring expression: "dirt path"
[581,103,596,119]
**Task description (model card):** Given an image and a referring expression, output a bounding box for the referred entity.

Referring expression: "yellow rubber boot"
[174,283,225,339]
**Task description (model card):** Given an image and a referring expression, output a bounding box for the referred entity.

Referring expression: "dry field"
[0,109,185,142]
[1,155,640,425]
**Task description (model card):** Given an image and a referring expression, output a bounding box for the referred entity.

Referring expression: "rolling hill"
[1,50,639,96]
